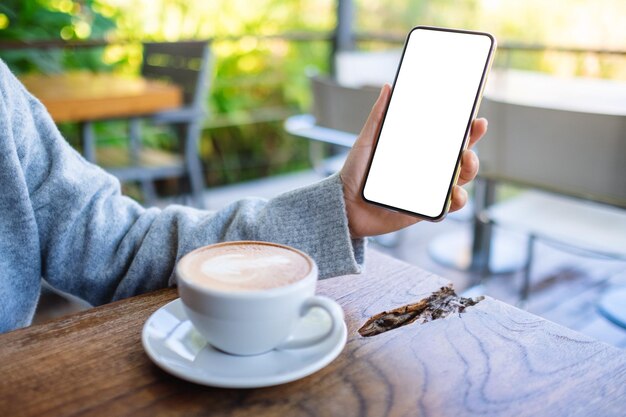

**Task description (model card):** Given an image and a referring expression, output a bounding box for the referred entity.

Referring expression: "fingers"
[457,150,479,186]
[451,147,480,212]
[458,119,484,186]
[468,118,488,148]
[449,186,468,213]
[354,84,391,148]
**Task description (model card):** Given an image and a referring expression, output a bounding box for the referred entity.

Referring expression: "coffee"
[178,241,311,292]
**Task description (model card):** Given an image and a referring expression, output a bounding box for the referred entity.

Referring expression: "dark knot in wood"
[358,285,484,337]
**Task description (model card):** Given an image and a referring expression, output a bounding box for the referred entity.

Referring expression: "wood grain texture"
[1,251,625,417]
[20,72,182,122]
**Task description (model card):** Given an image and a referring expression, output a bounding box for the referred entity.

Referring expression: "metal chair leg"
[128,118,158,207]
[478,220,494,282]
[140,180,158,207]
[470,177,497,285]
[518,234,536,308]
[129,118,142,164]
[182,121,206,209]
[308,141,327,176]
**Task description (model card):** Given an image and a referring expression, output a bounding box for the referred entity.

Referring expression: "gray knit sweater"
[0,60,364,333]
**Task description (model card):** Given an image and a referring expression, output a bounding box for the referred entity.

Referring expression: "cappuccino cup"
[177,241,344,356]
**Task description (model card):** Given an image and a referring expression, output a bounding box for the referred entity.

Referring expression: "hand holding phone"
[340,86,487,238]
[361,26,496,221]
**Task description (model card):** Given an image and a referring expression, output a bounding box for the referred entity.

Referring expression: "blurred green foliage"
[1,0,625,196]
[0,0,334,190]
[0,0,117,72]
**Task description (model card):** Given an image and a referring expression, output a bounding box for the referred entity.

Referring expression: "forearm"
[6,67,362,306]
[39,174,365,305]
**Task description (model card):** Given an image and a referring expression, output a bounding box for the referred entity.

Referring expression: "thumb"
[354,84,391,148]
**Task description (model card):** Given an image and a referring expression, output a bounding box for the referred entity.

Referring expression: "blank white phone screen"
[363,28,493,218]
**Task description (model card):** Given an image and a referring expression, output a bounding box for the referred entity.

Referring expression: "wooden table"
[20,72,182,123]
[20,72,183,162]
[1,251,625,416]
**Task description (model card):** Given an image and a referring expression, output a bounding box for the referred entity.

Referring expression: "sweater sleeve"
[2,61,364,308]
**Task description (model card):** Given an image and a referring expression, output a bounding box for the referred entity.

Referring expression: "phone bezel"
[361,25,497,221]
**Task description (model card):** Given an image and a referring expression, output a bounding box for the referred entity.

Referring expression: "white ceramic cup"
[176,241,345,356]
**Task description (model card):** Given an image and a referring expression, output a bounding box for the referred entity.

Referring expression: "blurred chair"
[287,48,398,172]
[310,75,380,134]
[97,40,212,208]
[284,75,379,175]
[475,87,626,305]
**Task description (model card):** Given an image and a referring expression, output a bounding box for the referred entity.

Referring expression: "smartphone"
[362,26,496,221]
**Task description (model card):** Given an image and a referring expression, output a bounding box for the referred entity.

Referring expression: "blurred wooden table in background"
[20,72,182,123]
[1,251,625,416]
[19,71,183,165]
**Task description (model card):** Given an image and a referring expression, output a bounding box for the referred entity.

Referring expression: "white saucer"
[142,298,347,388]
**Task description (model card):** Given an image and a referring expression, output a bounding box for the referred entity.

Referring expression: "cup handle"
[276,296,344,350]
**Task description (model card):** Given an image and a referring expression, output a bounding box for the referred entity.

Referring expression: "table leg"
[80,121,96,163]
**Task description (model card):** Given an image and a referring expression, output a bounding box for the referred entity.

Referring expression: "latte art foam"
[179,242,311,292]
